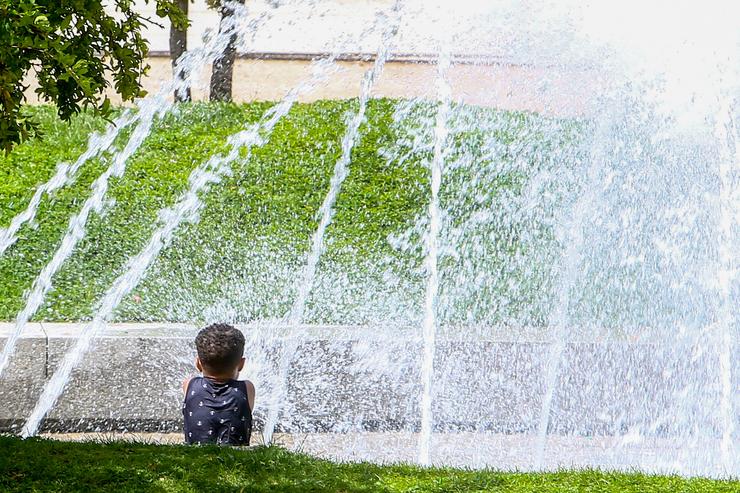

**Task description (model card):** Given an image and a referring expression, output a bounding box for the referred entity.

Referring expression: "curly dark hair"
[195,323,245,373]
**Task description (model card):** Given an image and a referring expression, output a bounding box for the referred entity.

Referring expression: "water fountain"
[418,44,452,466]
[0,0,737,479]
[0,2,254,379]
[261,1,403,444]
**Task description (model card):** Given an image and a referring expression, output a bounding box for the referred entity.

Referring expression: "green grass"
[0,100,584,325]
[0,436,736,493]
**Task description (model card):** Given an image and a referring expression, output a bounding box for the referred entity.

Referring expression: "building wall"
[130,0,404,56]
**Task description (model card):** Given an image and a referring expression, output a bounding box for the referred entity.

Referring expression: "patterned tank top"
[183,376,252,445]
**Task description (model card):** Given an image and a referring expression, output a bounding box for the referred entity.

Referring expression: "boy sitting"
[182,323,255,445]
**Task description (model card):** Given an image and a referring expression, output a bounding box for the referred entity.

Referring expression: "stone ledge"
[1,327,736,440]
[0,322,703,344]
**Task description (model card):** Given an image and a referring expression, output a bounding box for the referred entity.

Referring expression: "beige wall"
[124,1,559,63]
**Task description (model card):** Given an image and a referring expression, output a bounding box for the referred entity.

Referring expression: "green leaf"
[0,0,189,152]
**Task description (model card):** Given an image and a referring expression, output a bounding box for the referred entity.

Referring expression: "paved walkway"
[22,57,600,117]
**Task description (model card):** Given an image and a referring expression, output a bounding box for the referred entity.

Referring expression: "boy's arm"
[182,377,191,394]
[245,380,256,412]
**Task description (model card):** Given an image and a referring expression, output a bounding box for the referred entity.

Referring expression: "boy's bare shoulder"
[243,379,255,397]
[242,379,256,409]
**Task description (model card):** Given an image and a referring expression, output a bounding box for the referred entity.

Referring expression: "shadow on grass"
[0,436,737,493]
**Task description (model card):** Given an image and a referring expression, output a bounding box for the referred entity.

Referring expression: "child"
[182,323,255,445]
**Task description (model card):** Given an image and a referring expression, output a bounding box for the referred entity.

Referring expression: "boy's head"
[195,323,245,376]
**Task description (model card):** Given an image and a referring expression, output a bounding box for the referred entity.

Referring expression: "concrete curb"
[1,324,736,440]
[0,322,689,344]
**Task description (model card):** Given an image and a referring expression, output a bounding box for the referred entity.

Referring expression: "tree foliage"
[0,0,187,153]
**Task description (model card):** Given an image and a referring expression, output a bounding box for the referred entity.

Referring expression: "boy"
[182,323,255,445]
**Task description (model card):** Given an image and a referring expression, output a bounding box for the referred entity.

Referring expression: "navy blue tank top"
[182,376,252,445]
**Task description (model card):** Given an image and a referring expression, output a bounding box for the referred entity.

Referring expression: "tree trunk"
[169,0,191,102]
[210,0,244,102]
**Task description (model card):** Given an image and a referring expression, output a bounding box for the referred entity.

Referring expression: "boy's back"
[183,376,252,445]
[182,323,255,446]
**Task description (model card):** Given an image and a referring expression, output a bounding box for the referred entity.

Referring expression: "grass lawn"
[0,436,736,493]
[0,101,584,327]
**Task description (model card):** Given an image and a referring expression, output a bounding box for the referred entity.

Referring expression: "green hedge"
[0,101,583,324]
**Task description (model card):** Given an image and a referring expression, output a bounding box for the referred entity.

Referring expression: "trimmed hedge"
[0,100,584,324]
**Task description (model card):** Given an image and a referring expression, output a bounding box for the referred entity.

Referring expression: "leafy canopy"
[0,0,187,153]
